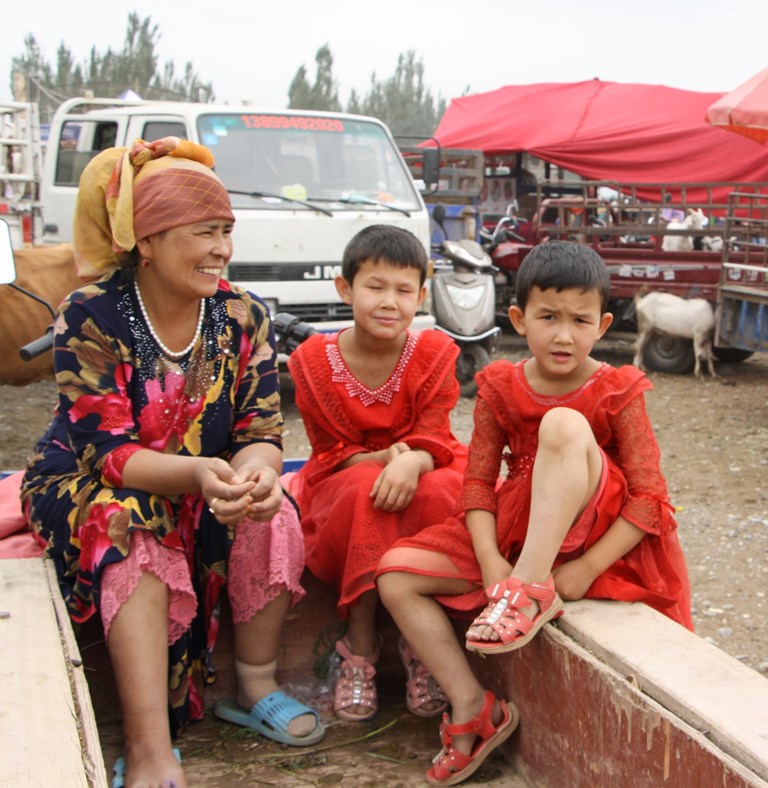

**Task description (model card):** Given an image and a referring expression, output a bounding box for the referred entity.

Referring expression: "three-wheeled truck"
[490,179,768,372]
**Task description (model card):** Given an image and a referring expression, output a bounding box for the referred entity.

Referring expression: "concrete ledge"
[1,558,107,787]
[470,599,768,788]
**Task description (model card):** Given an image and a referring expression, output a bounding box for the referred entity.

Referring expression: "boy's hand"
[552,557,596,600]
[370,451,423,511]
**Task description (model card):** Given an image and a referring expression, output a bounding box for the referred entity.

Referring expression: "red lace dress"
[379,359,693,630]
[287,329,468,617]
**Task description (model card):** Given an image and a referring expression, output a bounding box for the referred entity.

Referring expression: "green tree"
[287,46,446,136]
[358,51,445,137]
[10,14,214,122]
[288,44,342,111]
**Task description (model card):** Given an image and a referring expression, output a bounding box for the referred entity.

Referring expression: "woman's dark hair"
[342,225,428,286]
[516,241,611,313]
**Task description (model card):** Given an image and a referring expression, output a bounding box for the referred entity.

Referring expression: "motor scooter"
[430,204,500,397]
[479,203,528,323]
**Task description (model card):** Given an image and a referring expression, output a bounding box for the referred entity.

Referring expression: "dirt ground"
[2,331,767,676]
[2,330,767,785]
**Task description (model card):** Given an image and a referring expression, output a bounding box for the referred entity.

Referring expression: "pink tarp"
[433,80,768,202]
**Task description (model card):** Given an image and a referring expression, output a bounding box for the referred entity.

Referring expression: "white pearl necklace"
[134,281,205,360]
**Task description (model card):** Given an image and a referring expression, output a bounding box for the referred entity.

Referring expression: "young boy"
[377,241,692,785]
[286,225,468,722]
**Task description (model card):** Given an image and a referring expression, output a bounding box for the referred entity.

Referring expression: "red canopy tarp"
[433,80,768,202]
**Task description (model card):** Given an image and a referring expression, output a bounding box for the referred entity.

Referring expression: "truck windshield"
[197,113,421,211]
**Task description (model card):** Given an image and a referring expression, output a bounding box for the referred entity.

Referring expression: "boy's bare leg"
[108,570,188,788]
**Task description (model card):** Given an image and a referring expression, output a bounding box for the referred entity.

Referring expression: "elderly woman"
[21,138,324,788]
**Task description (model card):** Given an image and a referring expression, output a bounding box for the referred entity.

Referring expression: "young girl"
[286,225,468,722]
[377,241,692,786]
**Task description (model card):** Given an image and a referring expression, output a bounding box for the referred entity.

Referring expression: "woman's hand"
[234,463,283,522]
[552,557,596,601]
[197,457,261,526]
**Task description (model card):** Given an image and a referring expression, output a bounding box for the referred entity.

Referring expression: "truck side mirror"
[0,219,16,285]
[422,148,440,189]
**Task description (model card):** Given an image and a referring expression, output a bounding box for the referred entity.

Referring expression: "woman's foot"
[235,659,317,738]
[334,635,381,721]
[236,686,317,739]
[120,742,186,788]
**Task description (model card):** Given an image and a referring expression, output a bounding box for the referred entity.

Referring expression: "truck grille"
[278,303,354,322]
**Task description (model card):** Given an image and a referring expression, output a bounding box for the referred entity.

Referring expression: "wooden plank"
[0,557,107,787]
[559,599,768,782]
[469,601,768,787]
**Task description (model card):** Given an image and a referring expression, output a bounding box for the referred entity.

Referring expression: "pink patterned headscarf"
[73,137,234,278]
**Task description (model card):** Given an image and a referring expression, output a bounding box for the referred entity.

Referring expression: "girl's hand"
[478,553,513,591]
[552,557,596,601]
[370,451,423,511]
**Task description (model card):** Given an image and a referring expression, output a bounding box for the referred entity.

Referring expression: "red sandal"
[465,575,563,655]
[426,690,519,785]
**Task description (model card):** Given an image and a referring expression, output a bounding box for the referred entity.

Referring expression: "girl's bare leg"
[468,407,603,642]
[378,567,506,757]
[335,589,380,716]
[107,570,187,788]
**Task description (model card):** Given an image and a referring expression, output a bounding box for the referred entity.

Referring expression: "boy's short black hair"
[342,225,428,286]
[516,241,611,313]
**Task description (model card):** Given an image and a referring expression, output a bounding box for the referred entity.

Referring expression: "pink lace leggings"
[100,497,305,644]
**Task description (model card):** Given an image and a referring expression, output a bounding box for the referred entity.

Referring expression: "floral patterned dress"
[21,266,283,731]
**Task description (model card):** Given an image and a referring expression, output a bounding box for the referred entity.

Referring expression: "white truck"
[0,101,44,248]
[36,97,436,332]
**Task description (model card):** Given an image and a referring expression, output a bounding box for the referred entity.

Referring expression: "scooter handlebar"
[19,331,54,361]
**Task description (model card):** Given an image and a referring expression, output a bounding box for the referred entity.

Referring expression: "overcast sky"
[2,0,766,109]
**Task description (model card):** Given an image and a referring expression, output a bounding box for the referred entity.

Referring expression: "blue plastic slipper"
[214,690,326,746]
[112,747,181,788]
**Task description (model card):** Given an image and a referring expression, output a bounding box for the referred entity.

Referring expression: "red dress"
[287,329,468,617]
[382,359,693,630]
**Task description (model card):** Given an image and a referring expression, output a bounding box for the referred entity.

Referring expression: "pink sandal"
[333,636,381,722]
[426,690,519,785]
[398,636,448,718]
[465,575,563,655]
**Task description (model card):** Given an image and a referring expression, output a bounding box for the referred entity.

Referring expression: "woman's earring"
[141,259,150,268]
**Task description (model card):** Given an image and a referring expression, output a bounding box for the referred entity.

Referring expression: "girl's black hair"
[342,225,428,286]
[516,241,611,313]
